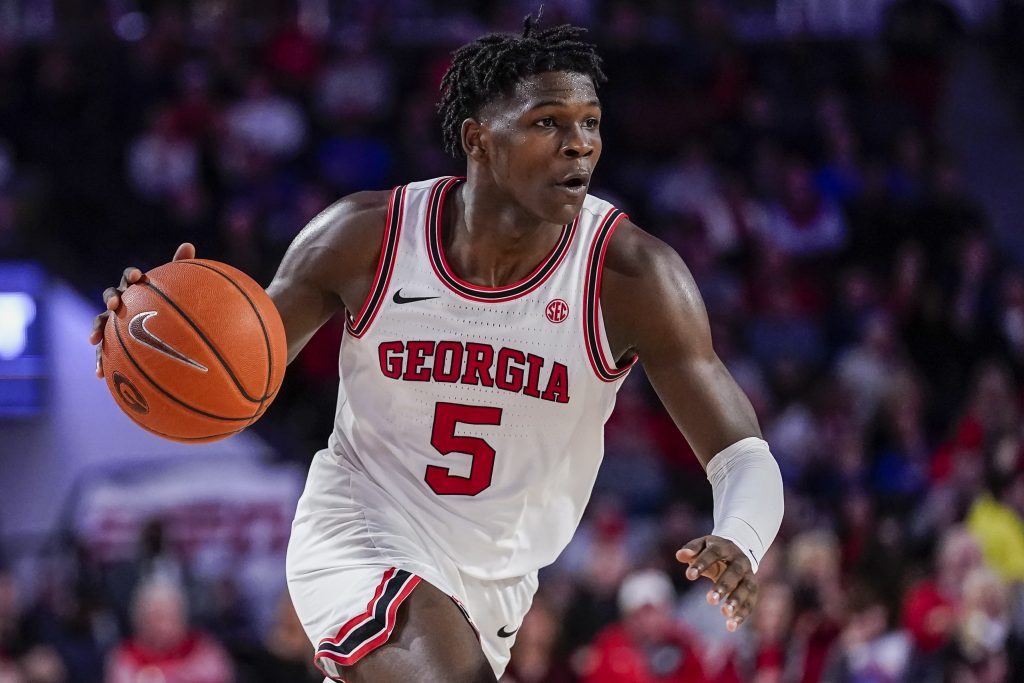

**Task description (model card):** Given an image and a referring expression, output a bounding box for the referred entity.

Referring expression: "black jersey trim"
[426,177,578,302]
[583,207,637,382]
[347,185,406,338]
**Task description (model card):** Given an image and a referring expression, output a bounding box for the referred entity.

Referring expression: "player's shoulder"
[307,189,393,250]
[602,216,689,285]
[599,217,706,352]
[275,189,394,291]
[305,177,440,250]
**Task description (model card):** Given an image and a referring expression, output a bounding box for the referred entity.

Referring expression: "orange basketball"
[101,258,287,443]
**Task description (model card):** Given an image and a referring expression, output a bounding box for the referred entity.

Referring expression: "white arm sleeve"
[707,436,784,573]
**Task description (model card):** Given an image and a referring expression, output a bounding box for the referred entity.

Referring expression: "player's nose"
[560,127,595,158]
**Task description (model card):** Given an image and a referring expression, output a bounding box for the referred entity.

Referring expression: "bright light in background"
[0,293,37,360]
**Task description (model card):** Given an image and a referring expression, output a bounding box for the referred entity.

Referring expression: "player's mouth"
[554,172,590,196]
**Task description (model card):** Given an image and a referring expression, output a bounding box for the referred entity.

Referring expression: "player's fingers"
[90,311,109,344]
[676,537,709,580]
[120,267,143,289]
[726,612,748,632]
[676,537,708,561]
[103,287,120,311]
[727,592,757,625]
[683,545,725,583]
[708,562,748,606]
[95,345,103,378]
[173,242,196,261]
[720,577,757,617]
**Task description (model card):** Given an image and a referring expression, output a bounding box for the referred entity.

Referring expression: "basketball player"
[91,19,784,683]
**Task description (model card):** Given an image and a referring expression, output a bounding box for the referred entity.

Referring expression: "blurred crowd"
[4,0,1024,682]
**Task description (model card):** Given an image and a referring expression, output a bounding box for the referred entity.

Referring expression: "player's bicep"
[267,265,340,365]
[609,235,760,465]
[266,194,387,364]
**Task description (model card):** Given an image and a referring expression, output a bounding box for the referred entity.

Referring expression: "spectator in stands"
[580,569,706,683]
[836,310,901,427]
[0,570,66,683]
[105,580,233,683]
[821,582,910,683]
[967,464,1024,584]
[999,270,1024,365]
[745,581,796,682]
[902,525,984,679]
[759,158,847,258]
[223,71,306,161]
[240,594,320,683]
[947,567,1016,681]
[650,143,741,257]
[868,370,931,510]
[126,107,199,203]
[315,42,394,125]
[103,519,194,631]
[786,532,844,683]
[559,500,632,653]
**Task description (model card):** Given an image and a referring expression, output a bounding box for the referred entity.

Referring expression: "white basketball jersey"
[327,176,634,580]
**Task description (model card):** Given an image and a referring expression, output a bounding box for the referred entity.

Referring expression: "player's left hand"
[676,535,757,632]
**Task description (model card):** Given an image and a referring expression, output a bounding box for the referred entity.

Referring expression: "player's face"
[476,71,602,225]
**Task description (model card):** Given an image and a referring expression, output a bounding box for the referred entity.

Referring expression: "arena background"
[2,0,1024,681]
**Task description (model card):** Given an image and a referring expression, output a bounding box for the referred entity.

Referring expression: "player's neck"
[445,179,564,289]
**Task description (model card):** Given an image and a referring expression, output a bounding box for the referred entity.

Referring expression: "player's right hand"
[91,242,196,378]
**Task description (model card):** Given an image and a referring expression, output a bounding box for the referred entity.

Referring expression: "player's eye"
[583,118,600,129]
[536,117,556,128]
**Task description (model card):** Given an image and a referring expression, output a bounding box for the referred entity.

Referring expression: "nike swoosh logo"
[497,625,519,638]
[128,311,209,372]
[393,289,440,305]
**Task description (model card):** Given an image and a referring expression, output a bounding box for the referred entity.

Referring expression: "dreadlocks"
[437,13,607,159]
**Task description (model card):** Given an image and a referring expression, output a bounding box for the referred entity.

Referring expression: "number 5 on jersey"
[426,402,502,496]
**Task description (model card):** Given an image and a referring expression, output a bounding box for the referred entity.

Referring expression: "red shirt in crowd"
[106,631,233,683]
[902,578,955,653]
[581,623,707,683]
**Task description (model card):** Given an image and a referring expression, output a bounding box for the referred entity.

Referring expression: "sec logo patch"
[545,299,569,323]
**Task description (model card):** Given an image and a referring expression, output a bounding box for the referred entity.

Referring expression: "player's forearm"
[707,437,784,572]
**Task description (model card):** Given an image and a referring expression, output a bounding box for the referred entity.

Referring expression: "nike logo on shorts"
[497,625,519,638]
[128,311,209,372]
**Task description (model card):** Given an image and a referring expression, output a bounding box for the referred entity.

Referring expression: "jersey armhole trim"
[313,567,421,680]
[583,207,638,382]
[346,185,406,338]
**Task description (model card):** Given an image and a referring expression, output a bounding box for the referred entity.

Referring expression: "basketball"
[101,259,287,443]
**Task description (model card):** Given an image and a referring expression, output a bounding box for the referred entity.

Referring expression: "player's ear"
[462,118,487,161]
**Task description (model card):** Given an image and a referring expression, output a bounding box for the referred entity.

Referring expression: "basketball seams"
[138,280,265,405]
[175,260,278,426]
[119,404,243,442]
[111,313,256,423]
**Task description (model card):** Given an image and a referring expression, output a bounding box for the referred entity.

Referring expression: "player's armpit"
[266,191,391,364]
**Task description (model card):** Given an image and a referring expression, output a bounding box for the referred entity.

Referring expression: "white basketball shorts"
[286,449,538,682]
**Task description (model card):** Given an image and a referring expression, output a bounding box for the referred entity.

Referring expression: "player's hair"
[437,12,607,159]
